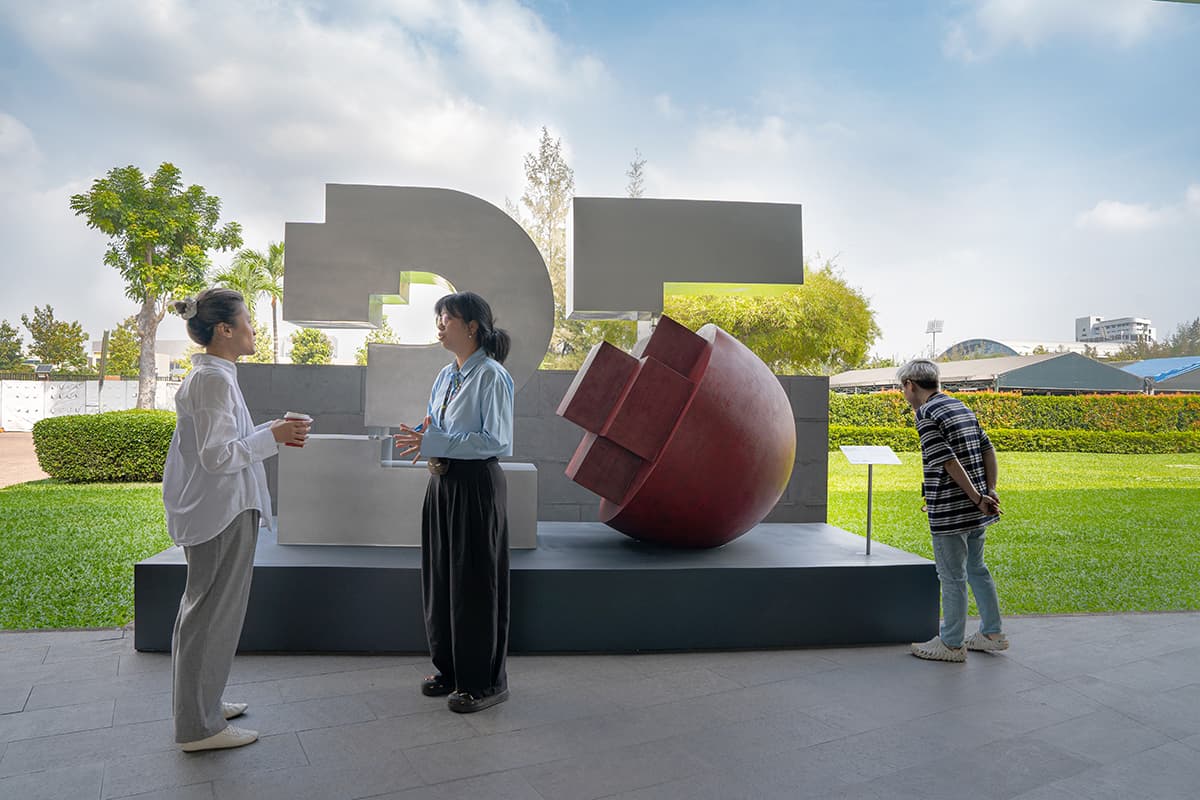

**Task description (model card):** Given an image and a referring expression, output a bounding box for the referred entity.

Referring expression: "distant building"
[831,352,1145,395]
[938,338,1126,360]
[1075,315,1155,345]
[88,338,192,377]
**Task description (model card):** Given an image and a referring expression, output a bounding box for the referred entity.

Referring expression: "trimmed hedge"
[829,425,1200,454]
[32,410,176,482]
[829,425,919,452]
[830,391,1200,432]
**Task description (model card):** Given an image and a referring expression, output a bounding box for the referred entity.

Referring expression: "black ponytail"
[434,291,511,364]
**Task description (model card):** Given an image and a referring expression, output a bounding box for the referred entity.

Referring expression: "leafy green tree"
[105,316,141,377]
[663,261,881,375]
[230,242,285,362]
[246,322,274,364]
[355,317,401,365]
[289,328,333,365]
[174,343,204,378]
[0,320,24,370]
[70,162,243,407]
[506,127,635,369]
[20,305,88,369]
[861,354,899,369]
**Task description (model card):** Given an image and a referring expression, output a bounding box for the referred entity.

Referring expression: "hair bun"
[176,298,198,320]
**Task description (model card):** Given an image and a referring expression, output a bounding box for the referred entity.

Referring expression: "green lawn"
[830,452,1200,615]
[0,481,170,629]
[1,453,1198,630]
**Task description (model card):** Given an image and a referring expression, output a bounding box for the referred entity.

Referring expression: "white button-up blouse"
[162,354,277,546]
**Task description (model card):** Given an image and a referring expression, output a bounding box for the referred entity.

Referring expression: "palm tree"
[212,255,272,329]
[221,242,285,362]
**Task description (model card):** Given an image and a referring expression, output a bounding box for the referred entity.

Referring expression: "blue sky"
[0,0,1197,361]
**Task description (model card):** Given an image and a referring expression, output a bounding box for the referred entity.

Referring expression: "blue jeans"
[930,525,1002,648]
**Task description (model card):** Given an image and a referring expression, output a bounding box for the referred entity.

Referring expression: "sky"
[0,0,1197,363]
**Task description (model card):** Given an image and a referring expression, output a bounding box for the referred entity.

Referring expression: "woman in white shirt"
[163,288,310,752]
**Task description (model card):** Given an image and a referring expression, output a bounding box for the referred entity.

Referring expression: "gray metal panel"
[568,197,803,318]
[998,352,1145,393]
[276,435,537,548]
[283,185,554,426]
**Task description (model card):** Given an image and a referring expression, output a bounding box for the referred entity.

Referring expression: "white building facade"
[1076,316,1156,344]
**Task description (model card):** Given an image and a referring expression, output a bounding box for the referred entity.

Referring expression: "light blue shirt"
[421,348,514,459]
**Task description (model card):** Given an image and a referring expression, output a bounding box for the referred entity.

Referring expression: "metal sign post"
[839,445,902,555]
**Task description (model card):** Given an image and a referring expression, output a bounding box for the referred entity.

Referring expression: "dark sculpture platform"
[134,522,939,653]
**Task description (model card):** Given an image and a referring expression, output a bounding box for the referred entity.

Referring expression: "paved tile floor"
[1,613,1198,799]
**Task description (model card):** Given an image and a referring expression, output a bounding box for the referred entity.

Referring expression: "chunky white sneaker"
[179,725,259,753]
[965,632,1009,652]
[222,702,248,720]
[910,636,966,663]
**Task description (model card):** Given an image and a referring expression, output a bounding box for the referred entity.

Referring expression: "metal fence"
[0,380,179,432]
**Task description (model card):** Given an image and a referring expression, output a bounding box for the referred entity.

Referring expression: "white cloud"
[1075,200,1171,232]
[0,0,602,347]
[654,93,677,119]
[1075,185,1199,232]
[0,113,42,183]
[944,0,1168,61]
[692,115,792,160]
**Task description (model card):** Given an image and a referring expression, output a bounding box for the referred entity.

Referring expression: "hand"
[976,491,1001,516]
[271,418,311,446]
[393,416,432,463]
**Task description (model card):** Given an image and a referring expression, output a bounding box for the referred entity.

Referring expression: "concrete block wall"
[239,364,828,523]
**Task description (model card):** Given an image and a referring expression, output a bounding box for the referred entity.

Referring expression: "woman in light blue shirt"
[393,291,514,714]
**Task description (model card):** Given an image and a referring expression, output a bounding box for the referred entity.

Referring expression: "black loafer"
[447,689,509,713]
[421,674,454,697]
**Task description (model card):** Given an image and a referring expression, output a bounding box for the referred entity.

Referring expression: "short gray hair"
[896,359,940,390]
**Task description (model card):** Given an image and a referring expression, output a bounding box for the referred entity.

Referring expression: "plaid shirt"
[915,392,999,535]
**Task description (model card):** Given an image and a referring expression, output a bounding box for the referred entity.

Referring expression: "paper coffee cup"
[283,411,312,446]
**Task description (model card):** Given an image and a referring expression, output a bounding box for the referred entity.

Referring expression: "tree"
[506,127,635,369]
[289,328,333,365]
[0,320,24,370]
[1162,317,1200,356]
[20,305,88,369]
[105,316,142,377]
[246,322,274,364]
[626,148,647,198]
[70,162,243,408]
[174,342,204,378]
[211,255,272,327]
[355,316,401,365]
[663,260,881,375]
[1114,317,1200,360]
[227,242,285,361]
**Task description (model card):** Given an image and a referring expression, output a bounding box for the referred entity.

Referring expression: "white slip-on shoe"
[910,636,966,663]
[179,725,259,753]
[965,632,1009,652]
[222,702,248,720]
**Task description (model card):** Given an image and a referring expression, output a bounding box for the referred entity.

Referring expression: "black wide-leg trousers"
[421,457,510,696]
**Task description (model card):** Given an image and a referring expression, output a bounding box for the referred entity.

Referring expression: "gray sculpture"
[285,185,554,426]
[568,197,803,319]
[279,185,552,547]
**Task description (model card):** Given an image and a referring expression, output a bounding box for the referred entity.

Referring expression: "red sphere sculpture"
[556,315,796,548]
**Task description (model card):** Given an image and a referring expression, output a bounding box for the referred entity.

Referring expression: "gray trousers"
[171,509,259,743]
